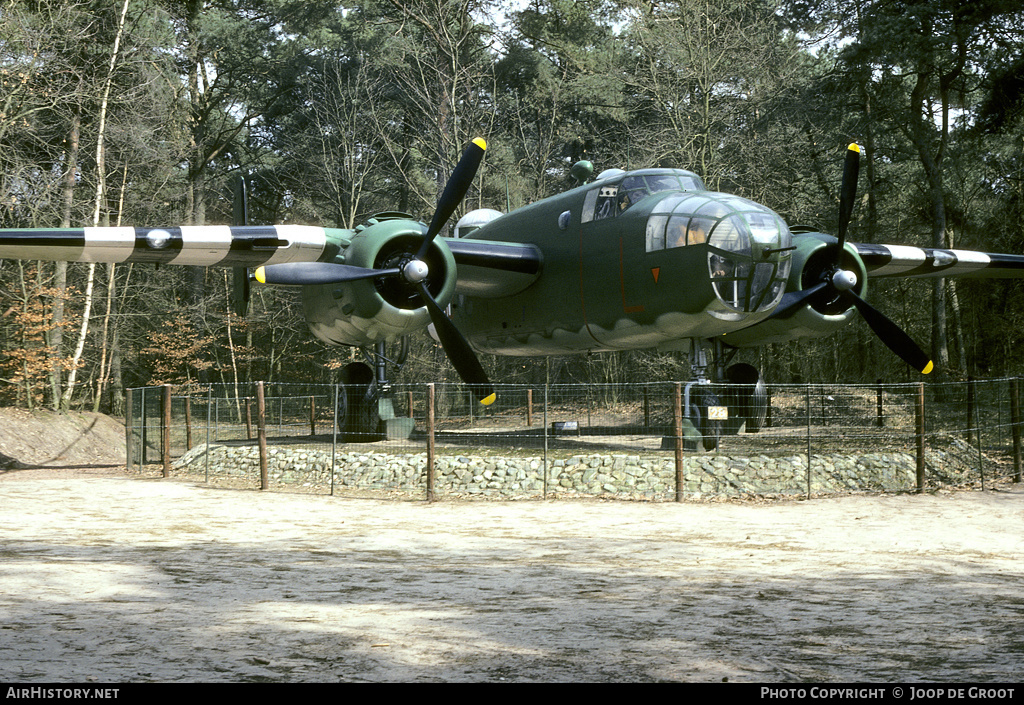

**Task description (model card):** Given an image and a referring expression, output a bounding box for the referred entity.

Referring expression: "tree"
[797,0,1024,376]
[493,0,625,201]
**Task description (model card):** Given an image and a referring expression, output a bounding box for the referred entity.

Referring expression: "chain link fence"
[125,378,1023,500]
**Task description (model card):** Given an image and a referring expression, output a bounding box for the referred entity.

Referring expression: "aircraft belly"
[467,307,732,356]
[464,291,737,354]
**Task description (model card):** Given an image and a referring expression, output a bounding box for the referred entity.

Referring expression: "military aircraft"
[3,139,1023,447]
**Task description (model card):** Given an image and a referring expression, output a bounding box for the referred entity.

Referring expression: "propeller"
[771,143,934,374]
[231,173,251,317]
[256,137,496,404]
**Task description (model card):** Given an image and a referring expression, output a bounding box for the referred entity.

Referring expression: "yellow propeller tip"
[922,361,934,375]
[472,137,487,151]
[847,143,861,153]
[480,392,496,406]
[254,266,266,284]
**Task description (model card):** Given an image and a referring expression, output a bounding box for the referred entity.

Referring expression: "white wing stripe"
[172,226,235,265]
[82,227,136,263]
[868,245,926,275]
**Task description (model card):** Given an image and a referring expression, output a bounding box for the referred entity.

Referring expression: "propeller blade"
[837,143,860,251]
[766,282,828,320]
[416,281,495,405]
[416,137,487,261]
[842,291,933,374]
[231,174,251,316]
[231,267,250,317]
[254,262,400,286]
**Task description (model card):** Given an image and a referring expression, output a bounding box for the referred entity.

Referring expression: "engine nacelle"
[720,231,867,348]
[301,215,457,347]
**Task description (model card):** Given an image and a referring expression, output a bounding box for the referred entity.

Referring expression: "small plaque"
[708,406,729,421]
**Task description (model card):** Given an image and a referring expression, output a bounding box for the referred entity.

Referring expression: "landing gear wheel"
[725,363,768,433]
[339,362,381,441]
[690,387,722,451]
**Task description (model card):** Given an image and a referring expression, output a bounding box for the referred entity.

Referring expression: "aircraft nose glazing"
[645,191,794,315]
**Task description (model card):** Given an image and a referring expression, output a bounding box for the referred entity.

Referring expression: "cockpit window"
[582,170,703,223]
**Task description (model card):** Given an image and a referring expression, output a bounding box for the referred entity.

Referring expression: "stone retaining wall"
[172,437,986,498]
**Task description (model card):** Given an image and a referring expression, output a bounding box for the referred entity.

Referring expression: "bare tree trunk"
[94,161,129,412]
[62,0,131,410]
[49,110,80,409]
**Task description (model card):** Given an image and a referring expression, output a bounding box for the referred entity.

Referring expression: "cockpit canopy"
[582,169,705,222]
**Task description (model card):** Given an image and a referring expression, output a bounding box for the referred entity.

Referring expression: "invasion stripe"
[117,225,329,267]
[172,225,234,265]
[263,225,330,266]
[859,244,927,276]
[82,227,136,262]
[854,244,1020,278]
[0,228,89,261]
[1,224,329,267]
[127,227,184,264]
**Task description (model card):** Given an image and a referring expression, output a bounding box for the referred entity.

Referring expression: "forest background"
[1,0,1023,414]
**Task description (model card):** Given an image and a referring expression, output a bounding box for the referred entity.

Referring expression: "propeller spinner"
[256,138,496,404]
[771,144,934,374]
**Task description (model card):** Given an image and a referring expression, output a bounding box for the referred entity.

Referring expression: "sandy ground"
[0,468,1021,683]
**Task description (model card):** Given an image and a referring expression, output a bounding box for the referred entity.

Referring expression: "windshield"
[582,170,704,222]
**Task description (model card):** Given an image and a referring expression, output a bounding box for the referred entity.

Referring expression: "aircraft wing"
[854,243,1024,279]
[0,225,329,266]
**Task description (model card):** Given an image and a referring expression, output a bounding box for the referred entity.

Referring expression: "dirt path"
[0,469,1021,683]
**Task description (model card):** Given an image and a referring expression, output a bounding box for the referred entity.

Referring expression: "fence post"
[185,396,193,450]
[162,384,171,478]
[205,387,212,483]
[643,387,650,429]
[916,382,926,493]
[805,385,811,500]
[331,384,339,496]
[426,383,435,502]
[526,389,533,427]
[876,378,884,428]
[309,395,316,436]
[257,382,268,490]
[966,376,975,444]
[543,367,549,498]
[125,389,133,472]
[674,382,684,502]
[140,387,147,465]
[1012,378,1022,483]
[975,380,985,491]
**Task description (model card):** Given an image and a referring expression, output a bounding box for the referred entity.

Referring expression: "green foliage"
[2,0,1024,409]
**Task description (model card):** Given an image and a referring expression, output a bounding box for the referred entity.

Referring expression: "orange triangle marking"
[652,267,661,284]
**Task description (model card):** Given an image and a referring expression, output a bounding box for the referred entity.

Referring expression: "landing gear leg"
[337,337,412,442]
[687,339,724,451]
[691,338,769,438]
